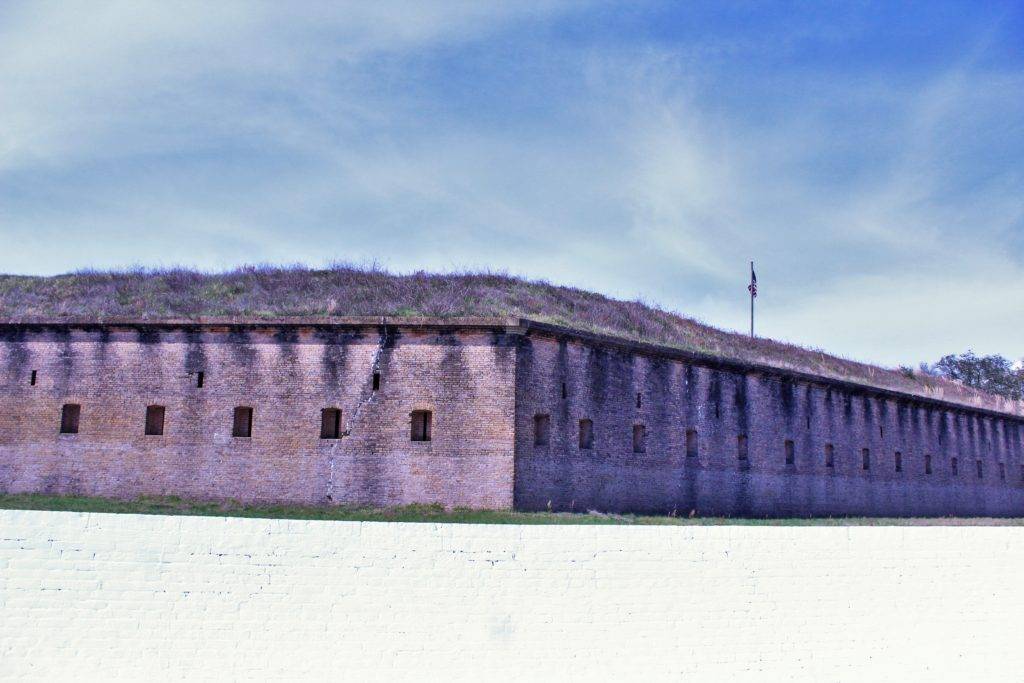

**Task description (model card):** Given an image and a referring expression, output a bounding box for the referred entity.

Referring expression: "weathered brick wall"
[1,510,1023,679]
[3,319,1023,516]
[515,333,1024,516]
[0,324,516,508]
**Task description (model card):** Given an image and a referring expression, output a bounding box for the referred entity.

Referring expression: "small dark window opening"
[561,382,568,400]
[862,448,871,471]
[999,462,1006,481]
[806,414,811,430]
[232,407,253,438]
[894,451,902,473]
[880,426,884,439]
[636,393,642,409]
[578,419,594,450]
[320,408,342,439]
[825,444,835,468]
[784,440,795,466]
[976,459,983,479]
[737,435,748,461]
[951,457,959,476]
[144,405,165,436]
[686,429,698,458]
[411,410,432,442]
[30,370,37,386]
[924,454,932,475]
[715,403,720,419]
[632,424,646,454]
[60,404,80,434]
[533,414,550,447]
[196,371,205,388]
[372,372,381,391]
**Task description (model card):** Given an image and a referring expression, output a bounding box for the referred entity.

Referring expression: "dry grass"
[1,493,1021,525]
[1,263,1019,415]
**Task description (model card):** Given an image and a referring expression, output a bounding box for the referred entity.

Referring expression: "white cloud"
[0,1,1021,367]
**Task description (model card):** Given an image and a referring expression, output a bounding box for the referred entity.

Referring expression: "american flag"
[748,268,757,298]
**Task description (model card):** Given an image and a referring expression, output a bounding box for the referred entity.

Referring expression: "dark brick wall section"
[0,323,516,509]
[514,332,1024,517]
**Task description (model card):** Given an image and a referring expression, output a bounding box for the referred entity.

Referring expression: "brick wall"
[515,333,1024,516]
[2,319,1023,517]
[1,510,1022,679]
[0,323,517,509]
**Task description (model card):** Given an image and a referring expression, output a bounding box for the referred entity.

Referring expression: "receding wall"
[514,332,1024,517]
[0,323,517,509]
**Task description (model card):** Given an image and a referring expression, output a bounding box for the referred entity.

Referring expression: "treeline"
[913,352,1024,401]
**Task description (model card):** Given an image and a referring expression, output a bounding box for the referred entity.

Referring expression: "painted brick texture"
[1,510,1023,680]
[0,324,516,509]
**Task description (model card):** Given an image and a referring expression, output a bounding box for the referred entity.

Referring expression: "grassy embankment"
[1,493,1021,525]
[1,263,1014,413]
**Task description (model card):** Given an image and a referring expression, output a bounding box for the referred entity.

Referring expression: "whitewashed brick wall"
[1,511,1022,681]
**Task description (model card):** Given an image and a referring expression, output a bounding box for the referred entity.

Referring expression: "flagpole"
[750,260,755,338]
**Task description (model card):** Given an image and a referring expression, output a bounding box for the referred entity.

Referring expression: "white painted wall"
[1,511,1022,681]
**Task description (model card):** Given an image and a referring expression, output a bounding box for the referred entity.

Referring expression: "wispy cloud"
[0,1,1021,366]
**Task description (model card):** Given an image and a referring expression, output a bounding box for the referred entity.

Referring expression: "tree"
[922,351,1024,401]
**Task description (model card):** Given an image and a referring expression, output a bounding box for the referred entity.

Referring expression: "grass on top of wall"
[0,493,1022,525]
[1,263,1016,416]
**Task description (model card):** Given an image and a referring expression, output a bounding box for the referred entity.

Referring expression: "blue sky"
[1,1,1022,366]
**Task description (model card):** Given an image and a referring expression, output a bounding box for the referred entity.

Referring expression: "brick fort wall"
[1,318,1023,516]
[513,327,1024,517]
[0,320,517,509]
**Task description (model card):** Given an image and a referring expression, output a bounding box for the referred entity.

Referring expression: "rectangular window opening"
[686,429,698,459]
[144,405,165,436]
[924,454,932,475]
[30,370,37,386]
[976,459,983,480]
[951,457,959,476]
[411,410,432,442]
[533,414,550,447]
[862,448,871,471]
[578,419,594,450]
[785,440,795,466]
[894,451,902,473]
[60,403,80,434]
[636,393,642,409]
[806,414,811,430]
[737,435,749,462]
[999,462,1006,481]
[320,408,342,439]
[880,425,884,439]
[232,406,253,438]
[561,382,568,400]
[715,403,720,420]
[372,372,381,391]
[825,444,835,468]
[196,371,205,388]
[632,424,646,454]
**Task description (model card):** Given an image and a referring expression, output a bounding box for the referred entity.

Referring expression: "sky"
[1,1,1022,367]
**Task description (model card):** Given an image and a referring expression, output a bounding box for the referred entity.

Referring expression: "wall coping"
[2,316,1022,421]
